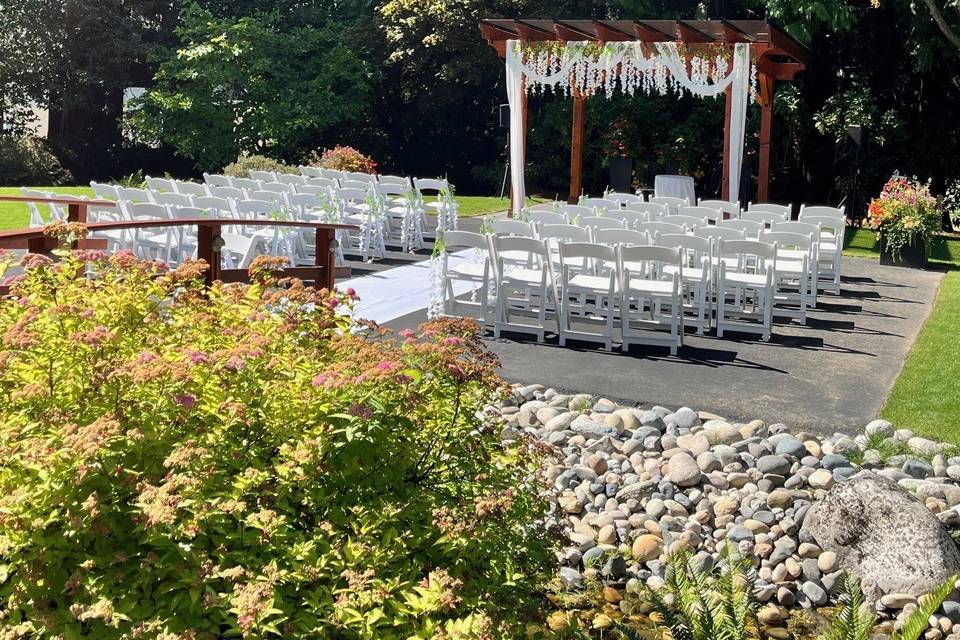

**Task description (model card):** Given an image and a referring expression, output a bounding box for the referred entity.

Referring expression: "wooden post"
[196,222,222,289]
[315,227,335,290]
[757,73,775,203]
[508,84,528,218]
[568,92,586,204]
[721,84,733,201]
[68,202,88,224]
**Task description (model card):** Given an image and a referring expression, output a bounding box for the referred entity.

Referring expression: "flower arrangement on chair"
[866,175,940,263]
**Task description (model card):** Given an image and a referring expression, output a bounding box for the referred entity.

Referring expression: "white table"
[654,175,696,204]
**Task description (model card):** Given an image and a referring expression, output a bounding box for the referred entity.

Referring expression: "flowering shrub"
[311,145,377,174]
[222,153,296,177]
[866,176,941,261]
[0,246,553,638]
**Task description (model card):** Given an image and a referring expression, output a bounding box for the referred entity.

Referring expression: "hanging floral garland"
[510,40,757,103]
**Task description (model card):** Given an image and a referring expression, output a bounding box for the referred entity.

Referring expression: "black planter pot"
[879,231,928,268]
[608,157,633,193]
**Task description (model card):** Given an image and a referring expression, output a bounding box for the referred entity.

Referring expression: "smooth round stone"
[908,437,942,457]
[727,525,754,543]
[777,587,796,606]
[598,524,617,545]
[866,419,895,438]
[753,510,776,526]
[821,454,852,471]
[713,445,739,466]
[696,451,722,472]
[881,593,918,609]
[758,605,784,625]
[674,407,700,429]
[645,498,666,518]
[776,437,808,459]
[818,551,838,573]
[666,452,702,487]
[802,581,828,606]
[808,469,835,489]
[801,558,821,581]
[904,459,935,479]
[632,534,663,561]
[582,546,605,565]
[757,455,792,476]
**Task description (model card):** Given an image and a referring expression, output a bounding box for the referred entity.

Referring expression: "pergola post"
[757,72,775,203]
[509,82,528,218]
[568,91,586,204]
[721,84,733,202]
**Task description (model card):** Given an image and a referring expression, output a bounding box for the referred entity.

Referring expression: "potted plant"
[603,118,634,193]
[866,175,940,268]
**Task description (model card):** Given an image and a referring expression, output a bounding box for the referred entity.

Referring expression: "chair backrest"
[580,216,626,231]
[558,204,592,221]
[286,192,323,209]
[300,185,334,196]
[443,230,487,252]
[337,188,368,204]
[175,181,208,197]
[306,176,339,189]
[605,210,647,228]
[299,165,323,177]
[90,181,120,200]
[153,192,194,208]
[209,186,244,200]
[559,242,617,271]
[169,206,206,220]
[236,200,275,218]
[193,196,234,215]
[666,214,707,230]
[800,215,844,237]
[492,235,549,259]
[760,230,812,252]
[250,190,286,204]
[748,202,792,219]
[718,218,764,238]
[319,168,347,180]
[345,171,376,183]
[655,233,712,258]
[491,219,535,237]
[649,195,689,211]
[249,170,277,182]
[618,244,683,276]
[145,176,176,192]
[378,175,411,188]
[203,173,232,187]
[680,205,722,223]
[716,238,778,266]
[799,204,845,220]
[119,187,153,203]
[581,197,620,211]
[694,226,746,242]
[229,177,260,191]
[593,228,650,246]
[698,199,741,218]
[276,173,306,187]
[539,223,589,244]
[638,221,685,237]
[772,220,820,237]
[126,202,169,220]
[626,202,667,219]
[340,179,373,191]
[741,211,783,226]
[259,181,294,193]
[374,183,408,197]
[529,211,568,227]
[604,192,644,206]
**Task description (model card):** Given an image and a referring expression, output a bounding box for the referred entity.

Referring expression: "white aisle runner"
[337,249,482,325]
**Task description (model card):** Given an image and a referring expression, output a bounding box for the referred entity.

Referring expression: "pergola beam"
[677,20,715,43]
[633,21,674,42]
[594,20,635,41]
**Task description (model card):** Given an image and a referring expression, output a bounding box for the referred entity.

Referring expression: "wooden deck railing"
[0,198,356,292]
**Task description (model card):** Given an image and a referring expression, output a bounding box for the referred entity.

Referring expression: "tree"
[129,6,377,171]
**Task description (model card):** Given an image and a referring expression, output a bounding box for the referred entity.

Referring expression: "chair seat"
[723,272,771,288]
[778,249,810,261]
[663,265,708,282]
[502,268,546,286]
[775,260,806,276]
[567,274,615,291]
[625,279,675,296]
[819,241,838,253]
[451,262,487,278]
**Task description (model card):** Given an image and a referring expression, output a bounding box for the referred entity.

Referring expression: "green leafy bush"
[222,153,297,178]
[311,145,377,173]
[0,238,553,639]
[0,135,73,186]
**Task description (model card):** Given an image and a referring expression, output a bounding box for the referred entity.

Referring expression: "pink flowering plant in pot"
[0,227,554,639]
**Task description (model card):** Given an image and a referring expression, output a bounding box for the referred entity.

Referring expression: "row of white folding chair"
[796,206,845,293]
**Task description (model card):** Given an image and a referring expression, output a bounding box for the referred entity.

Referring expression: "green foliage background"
[4,0,960,206]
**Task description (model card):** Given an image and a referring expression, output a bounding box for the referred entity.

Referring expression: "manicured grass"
[843,227,960,265]
[0,186,95,230]
[880,270,960,442]
[455,195,547,218]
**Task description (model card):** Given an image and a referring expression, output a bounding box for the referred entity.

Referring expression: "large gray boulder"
[802,472,960,599]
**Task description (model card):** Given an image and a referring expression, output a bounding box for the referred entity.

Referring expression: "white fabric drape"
[504,40,752,212]
[506,40,526,215]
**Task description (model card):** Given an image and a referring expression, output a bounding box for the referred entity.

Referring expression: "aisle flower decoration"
[866,175,940,262]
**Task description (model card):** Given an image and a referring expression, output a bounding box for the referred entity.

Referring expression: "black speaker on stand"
[847,125,867,221]
[498,104,510,199]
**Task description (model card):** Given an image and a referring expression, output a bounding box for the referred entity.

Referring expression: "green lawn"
[0,186,95,230]
[842,227,960,441]
[456,195,548,218]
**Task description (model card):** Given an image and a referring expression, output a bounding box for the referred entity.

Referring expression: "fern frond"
[893,574,957,640]
[818,573,876,640]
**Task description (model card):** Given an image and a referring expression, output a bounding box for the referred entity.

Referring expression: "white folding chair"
[208,186,245,200]
[529,210,568,231]
[748,203,792,220]
[655,233,713,334]
[796,214,844,294]
[718,218,764,239]
[194,196,235,218]
[558,204,593,223]
[249,170,278,183]
[490,236,557,342]
[203,173,232,187]
[438,230,493,325]
[338,187,386,261]
[698,199,741,220]
[378,175,411,188]
[259,182,294,194]
[557,243,619,351]
[21,188,58,227]
[580,197,620,212]
[123,202,176,263]
[90,181,120,201]
[680,205,723,225]
[638,221,685,239]
[605,192,644,207]
[305,176,340,189]
[119,187,154,203]
[250,190,286,204]
[617,245,684,355]
[491,219,535,238]
[761,230,815,322]
[715,239,778,341]
[299,166,323,178]
[340,179,373,192]
[319,168,346,181]
[153,192,194,208]
[741,210,784,228]
[415,178,458,234]
[229,177,260,192]
[626,202,667,221]
[593,228,650,247]
[345,171,376,183]
[799,204,845,220]
[606,209,648,230]
[174,181,208,197]
[299,185,334,196]
[666,214,708,231]
[649,196,688,215]
[375,183,423,252]
[580,217,626,237]
[145,176,177,193]
[276,174,306,187]
[540,223,590,273]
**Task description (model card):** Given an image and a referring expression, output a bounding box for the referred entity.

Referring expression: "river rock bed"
[495,384,960,637]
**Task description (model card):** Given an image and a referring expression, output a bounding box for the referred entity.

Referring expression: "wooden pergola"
[479,19,810,203]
